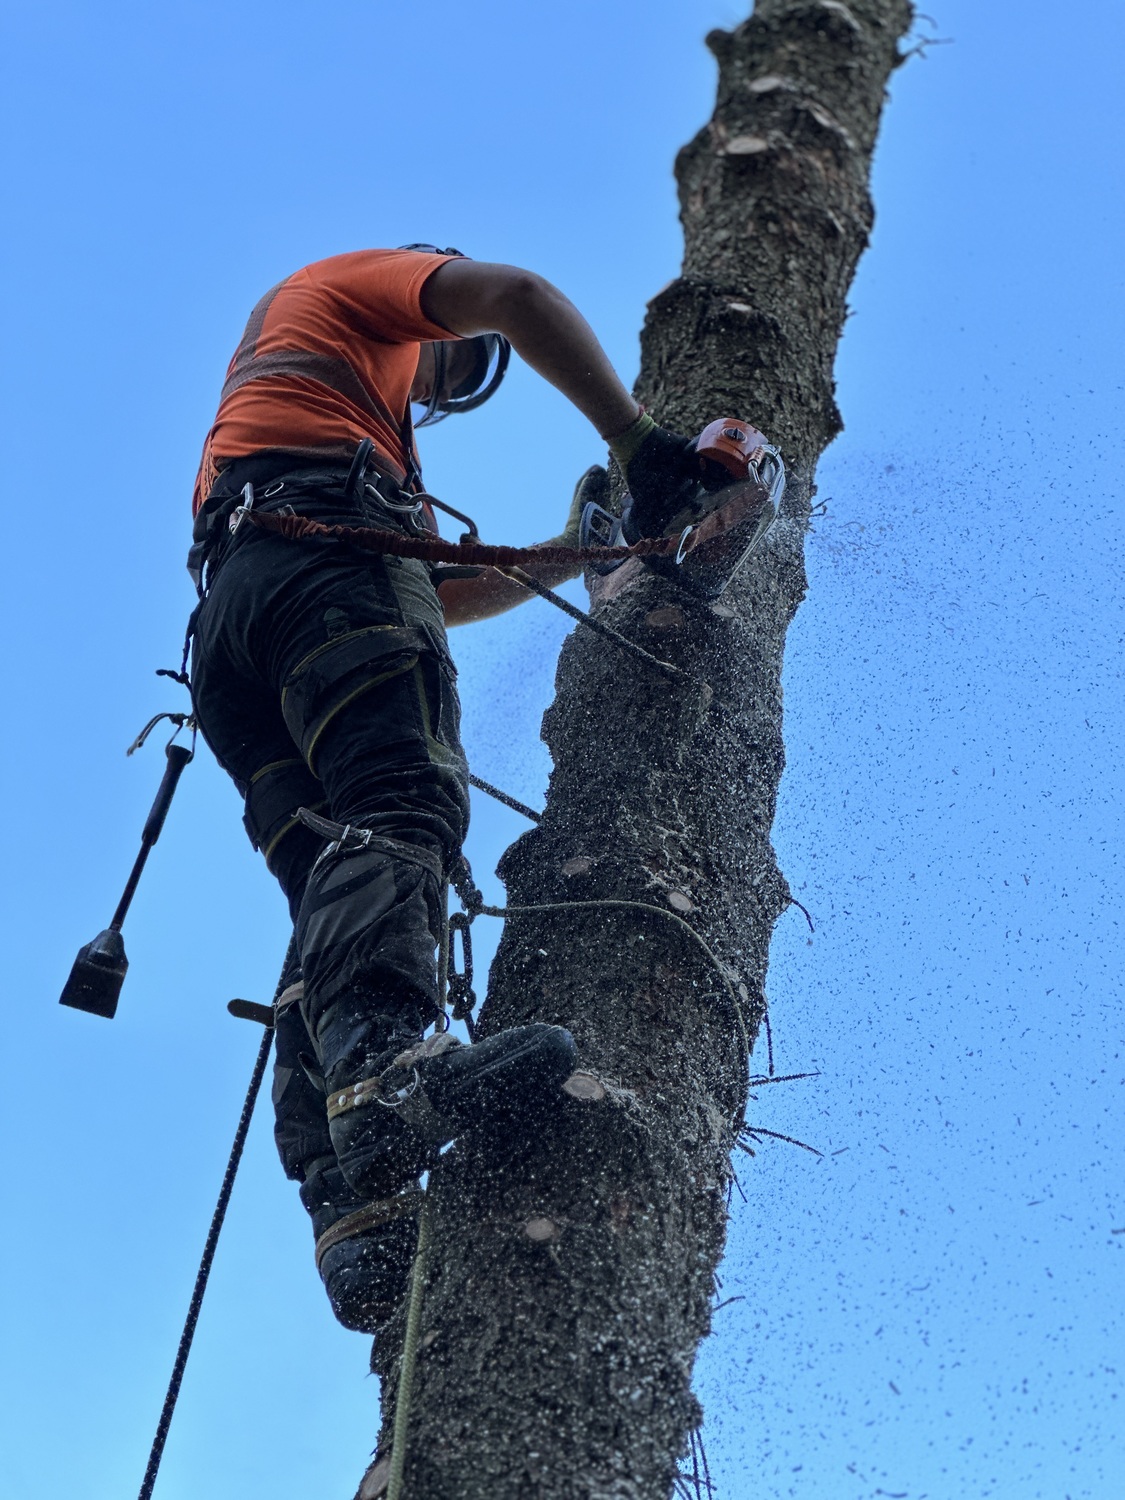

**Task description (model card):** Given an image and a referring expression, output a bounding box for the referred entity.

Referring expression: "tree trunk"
[365,3,912,1495]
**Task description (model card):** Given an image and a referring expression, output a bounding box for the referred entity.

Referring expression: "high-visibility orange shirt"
[192,248,457,514]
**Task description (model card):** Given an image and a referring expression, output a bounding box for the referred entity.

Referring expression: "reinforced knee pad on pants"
[243,757,327,864]
[296,840,444,1028]
[280,624,431,774]
[272,976,335,1181]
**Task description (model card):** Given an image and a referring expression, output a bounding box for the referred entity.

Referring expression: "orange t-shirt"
[192,248,457,514]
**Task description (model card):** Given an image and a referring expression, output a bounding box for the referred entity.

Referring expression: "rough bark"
[364,3,912,1496]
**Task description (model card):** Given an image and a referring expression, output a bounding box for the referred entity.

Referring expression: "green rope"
[386,1193,433,1500]
[475,897,752,1056]
[383,880,450,1500]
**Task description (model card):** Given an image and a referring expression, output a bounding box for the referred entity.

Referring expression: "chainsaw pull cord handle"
[109,740,195,932]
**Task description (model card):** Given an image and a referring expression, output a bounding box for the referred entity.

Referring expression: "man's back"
[193,248,458,511]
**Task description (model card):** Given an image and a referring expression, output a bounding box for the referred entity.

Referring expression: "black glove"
[607,411,698,542]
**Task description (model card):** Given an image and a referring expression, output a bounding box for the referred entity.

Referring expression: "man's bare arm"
[422,260,645,625]
[420,260,640,440]
[437,561,577,628]
[435,465,603,627]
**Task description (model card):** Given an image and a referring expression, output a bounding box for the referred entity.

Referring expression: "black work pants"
[190,467,470,1188]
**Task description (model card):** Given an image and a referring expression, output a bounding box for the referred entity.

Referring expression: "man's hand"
[606,411,698,542]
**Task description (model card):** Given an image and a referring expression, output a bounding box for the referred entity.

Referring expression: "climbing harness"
[295,807,446,885]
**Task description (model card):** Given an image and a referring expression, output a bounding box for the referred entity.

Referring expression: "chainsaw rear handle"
[142,742,194,846]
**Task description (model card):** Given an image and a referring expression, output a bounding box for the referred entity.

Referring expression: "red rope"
[245,508,680,565]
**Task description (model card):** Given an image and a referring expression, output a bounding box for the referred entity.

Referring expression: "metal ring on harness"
[375,1066,422,1109]
[367,483,425,516]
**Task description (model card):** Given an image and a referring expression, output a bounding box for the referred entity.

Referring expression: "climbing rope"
[468,772,541,823]
[456,884,753,1057]
[135,936,295,1500]
[495,565,684,680]
[245,505,679,567]
[386,1193,434,1500]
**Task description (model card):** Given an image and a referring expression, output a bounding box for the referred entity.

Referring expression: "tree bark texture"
[364,3,913,1496]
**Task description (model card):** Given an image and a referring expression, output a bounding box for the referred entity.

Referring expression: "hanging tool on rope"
[59,699,196,1020]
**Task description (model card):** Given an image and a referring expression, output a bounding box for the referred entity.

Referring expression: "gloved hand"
[607,410,698,542]
[559,465,610,547]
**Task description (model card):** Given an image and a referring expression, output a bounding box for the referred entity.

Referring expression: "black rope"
[497,566,686,682]
[468,772,541,823]
[136,936,294,1500]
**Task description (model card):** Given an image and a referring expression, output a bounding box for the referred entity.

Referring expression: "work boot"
[327,1024,580,1200]
[301,1156,421,1334]
[311,986,438,1199]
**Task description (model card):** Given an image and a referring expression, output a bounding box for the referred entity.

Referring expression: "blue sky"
[2,2,1122,1497]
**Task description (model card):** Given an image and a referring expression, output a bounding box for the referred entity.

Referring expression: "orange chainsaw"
[580,418,785,599]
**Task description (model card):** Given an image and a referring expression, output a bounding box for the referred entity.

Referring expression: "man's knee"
[279,624,434,775]
[296,839,445,1029]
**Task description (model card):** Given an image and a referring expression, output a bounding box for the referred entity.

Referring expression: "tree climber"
[188,245,700,1334]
